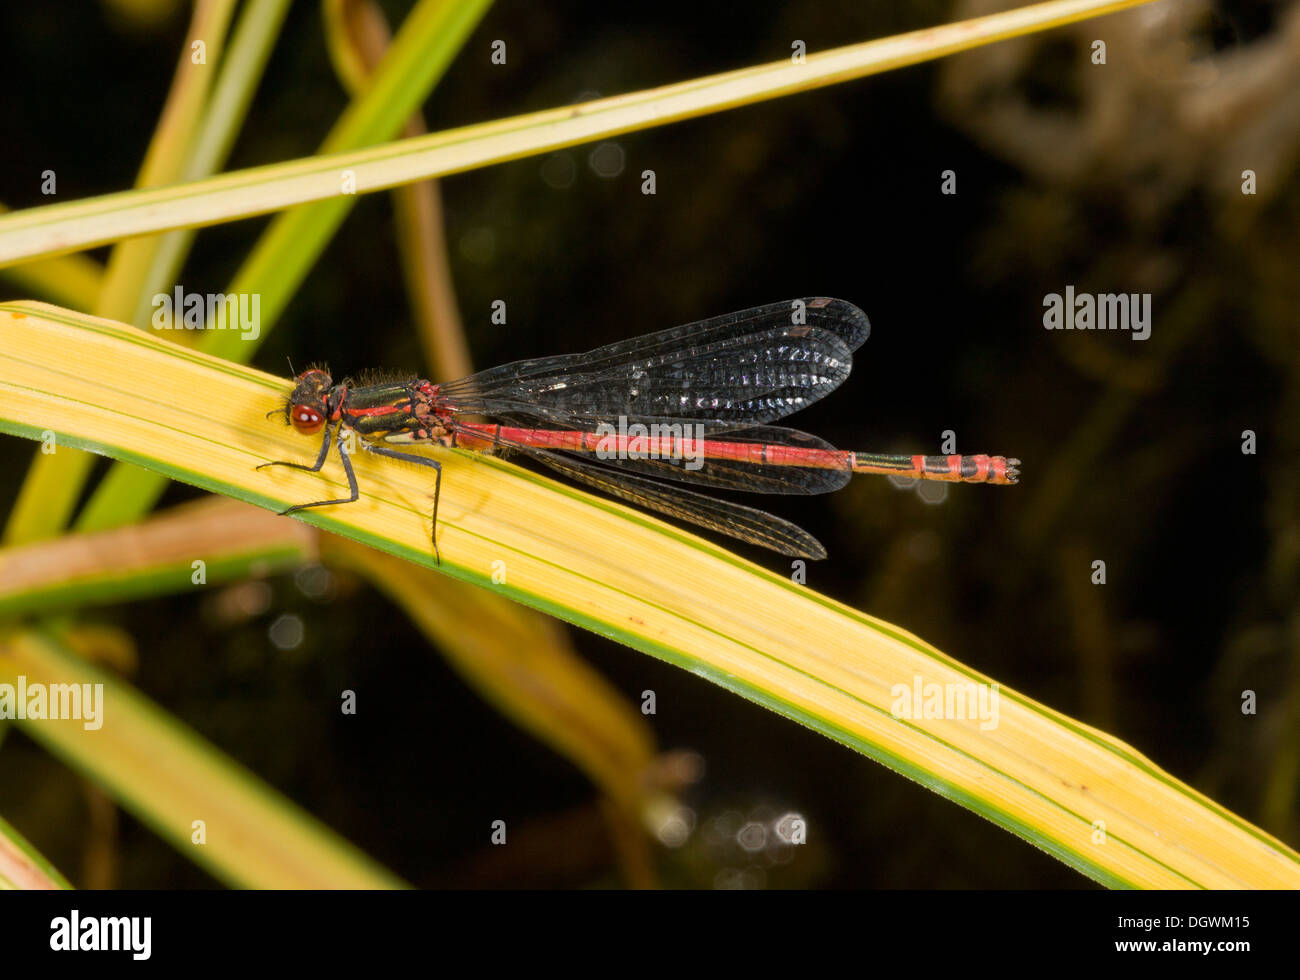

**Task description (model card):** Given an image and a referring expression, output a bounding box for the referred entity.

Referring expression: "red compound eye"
[290,405,325,434]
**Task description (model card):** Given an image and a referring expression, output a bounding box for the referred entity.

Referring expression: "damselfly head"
[283,368,333,435]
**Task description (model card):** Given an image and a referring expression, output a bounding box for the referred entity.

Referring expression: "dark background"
[1,0,1296,887]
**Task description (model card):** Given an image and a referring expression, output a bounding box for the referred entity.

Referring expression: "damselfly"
[261,298,1018,561]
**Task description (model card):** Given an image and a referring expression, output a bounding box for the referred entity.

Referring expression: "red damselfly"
[261,298,1018,561]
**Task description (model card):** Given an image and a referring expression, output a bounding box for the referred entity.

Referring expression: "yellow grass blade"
[0,0,1160,268]
[0,205,102,309]
[0,629,403,888]
[2,300,1299,888]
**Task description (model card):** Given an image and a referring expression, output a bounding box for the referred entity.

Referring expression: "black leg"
[258,423,334,474]
[262,424,360,515]
[366,445,443,565]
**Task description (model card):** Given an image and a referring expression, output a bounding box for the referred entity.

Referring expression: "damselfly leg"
[364,445,443,564]
[259,422,443,563]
